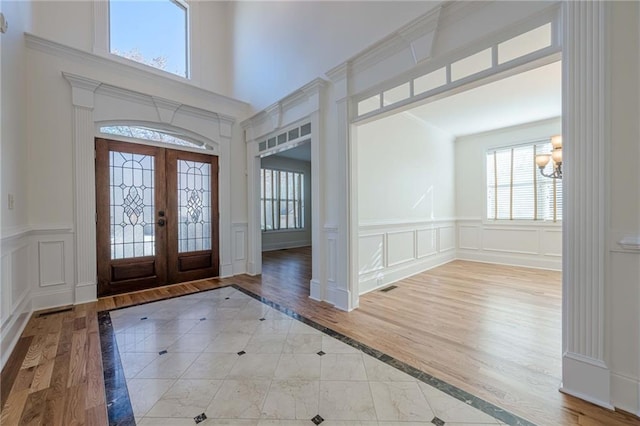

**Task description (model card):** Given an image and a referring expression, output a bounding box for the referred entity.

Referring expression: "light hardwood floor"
[1,249,638,425]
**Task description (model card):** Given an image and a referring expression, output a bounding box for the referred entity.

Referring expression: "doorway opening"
[350,59,563,421]
[95,138,219,296]
[259,141,313,298]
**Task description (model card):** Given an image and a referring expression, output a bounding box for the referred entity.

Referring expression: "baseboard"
[31,288,75,311]
[359,252,456,295]
[75,283,97,304]
[0,291,33,370]
[232,260,247,275]
[456,250,561,271]
[220,262,233,278]
[611,372,640,416]
[262,240,311,252]
[309,279,322,301]
[561,352,613,409]
[330,286,351,311]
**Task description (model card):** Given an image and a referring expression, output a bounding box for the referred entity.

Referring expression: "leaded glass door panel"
[96,138,219,297]
[96,139,167,296]
[166,149,219,283]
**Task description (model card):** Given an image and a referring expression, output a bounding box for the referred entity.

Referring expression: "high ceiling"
[407,61,562,137]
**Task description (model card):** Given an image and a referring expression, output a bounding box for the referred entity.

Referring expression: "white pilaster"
[561,0,612,408]
[63,73,101,303]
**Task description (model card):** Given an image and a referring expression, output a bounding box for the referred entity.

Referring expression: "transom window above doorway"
[99,125,208,150]
[109,0,189,78]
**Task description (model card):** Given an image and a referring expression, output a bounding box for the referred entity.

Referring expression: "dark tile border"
[98,311,135,426]
[99,284,536,426]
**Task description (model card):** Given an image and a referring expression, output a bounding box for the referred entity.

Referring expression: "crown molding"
[26,33,251,115]
[241,78,326,131]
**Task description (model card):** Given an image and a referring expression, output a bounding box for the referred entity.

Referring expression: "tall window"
[109,0,189,78]
[261,169,304,231]
[486,141,562,221]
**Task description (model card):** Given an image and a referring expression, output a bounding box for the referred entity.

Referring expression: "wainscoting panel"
[439,226,456,252]
[1,230,33,369]
[459,225,481,250]
[358,220,456,294]
[358,234,385,274]
[541,229,563,257]
[416,228,437,258]
[232,222,248,274]
[38,240,66,287]
[387,231,415,267]
[457,219,562,270]
[31,229,75,309]
[483,228,539,254]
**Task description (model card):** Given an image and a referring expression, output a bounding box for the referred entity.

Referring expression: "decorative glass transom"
[110,151,155,259]
[178,160,212,253]
[100,125,207,150]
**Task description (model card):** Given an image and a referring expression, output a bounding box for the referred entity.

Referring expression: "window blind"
[260,168,304,231]
[486,141,562,221]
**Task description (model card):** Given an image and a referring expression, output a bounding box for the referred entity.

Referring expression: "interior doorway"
[95,138,219,296]
[259,141,313,295]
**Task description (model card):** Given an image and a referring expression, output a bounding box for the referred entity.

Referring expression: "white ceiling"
[271,141,311,162]
[406,61,562,137]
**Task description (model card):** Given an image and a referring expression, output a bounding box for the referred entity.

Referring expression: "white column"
[561,1,612,408]
[63,73,101,303]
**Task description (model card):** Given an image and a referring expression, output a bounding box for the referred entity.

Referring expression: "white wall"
[1,0,33,367]
[455,117,563,270]
[29,0,233,96]
[230,1,438,110]
[260,154,312,251]
[355,112,456,293]
[608,1,640,415]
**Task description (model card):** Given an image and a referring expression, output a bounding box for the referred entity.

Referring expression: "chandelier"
[535,135,562,179]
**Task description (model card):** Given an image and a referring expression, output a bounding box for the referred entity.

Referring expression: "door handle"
[157,219,166,227]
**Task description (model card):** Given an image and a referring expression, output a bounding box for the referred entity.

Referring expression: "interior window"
[109,0,189,78]
[261,168,305,231]
[486,140,562,222]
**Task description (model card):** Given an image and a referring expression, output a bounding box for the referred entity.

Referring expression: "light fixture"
[536,135,562,179]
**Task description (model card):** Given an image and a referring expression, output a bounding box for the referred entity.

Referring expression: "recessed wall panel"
[416,229,437,258]
[387,231,415,266]
[482,228,538,254]
[359,234,384,274]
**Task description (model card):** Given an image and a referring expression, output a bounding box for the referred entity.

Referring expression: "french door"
[96,138,219,297]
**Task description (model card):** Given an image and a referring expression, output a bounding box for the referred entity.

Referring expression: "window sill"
[262,228,307,234]
[482,219,562,227]
[94,48,193,84]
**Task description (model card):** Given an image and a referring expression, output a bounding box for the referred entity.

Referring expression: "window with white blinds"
[261,168,305,231]
[486,141,562,221]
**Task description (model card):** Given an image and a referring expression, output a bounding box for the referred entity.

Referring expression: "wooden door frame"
[95,137,220,296]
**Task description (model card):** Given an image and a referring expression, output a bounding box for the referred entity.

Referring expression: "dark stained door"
[96,138,219,297]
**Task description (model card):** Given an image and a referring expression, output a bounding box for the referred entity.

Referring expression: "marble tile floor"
[100,285,527,426]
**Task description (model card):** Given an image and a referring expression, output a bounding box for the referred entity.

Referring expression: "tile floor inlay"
[99,284,535,426]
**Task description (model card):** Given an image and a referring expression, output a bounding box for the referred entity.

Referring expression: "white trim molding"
[560,0,612,408]
[241,79,326,307]
[63,71,239,300]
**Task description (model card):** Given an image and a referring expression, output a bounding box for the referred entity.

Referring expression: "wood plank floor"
[1,248,638,425]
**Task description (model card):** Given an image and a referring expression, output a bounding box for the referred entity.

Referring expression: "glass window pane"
[177,159,211,253]
[110,0,188,77]
[110,151,155,259]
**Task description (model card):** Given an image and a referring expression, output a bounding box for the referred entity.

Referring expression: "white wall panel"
[439,226,455,252]
[459,226,481,250]
[358,221,455,294]
[541,229,562,257]
[416,228,437,258]
[387,231,415,266]
[482,228,538,254]
[359,234,385,274]
[38,241,66,287]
